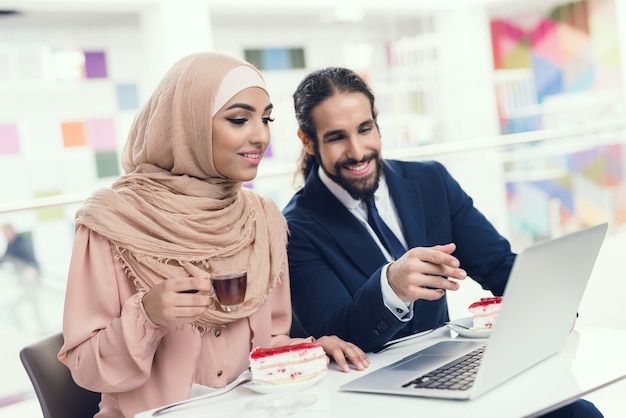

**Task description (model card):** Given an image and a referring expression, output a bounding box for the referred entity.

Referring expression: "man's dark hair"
[292,67,378,179]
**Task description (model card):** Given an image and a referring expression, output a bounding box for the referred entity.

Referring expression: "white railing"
[3,118,625,215]
[2,119,625,337]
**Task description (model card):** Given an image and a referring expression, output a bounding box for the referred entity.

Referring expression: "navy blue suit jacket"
[283,159,516,352]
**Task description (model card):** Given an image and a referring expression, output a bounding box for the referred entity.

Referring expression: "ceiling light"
[332,7,364,22]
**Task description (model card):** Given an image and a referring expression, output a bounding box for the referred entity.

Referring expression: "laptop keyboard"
[402,346,486,391]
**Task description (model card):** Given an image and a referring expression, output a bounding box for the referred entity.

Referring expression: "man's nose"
[345,137,365,161]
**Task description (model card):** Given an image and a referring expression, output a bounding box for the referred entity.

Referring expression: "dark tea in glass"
[211,269,247,311]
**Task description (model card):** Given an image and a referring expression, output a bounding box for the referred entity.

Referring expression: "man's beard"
[318,151,382,202]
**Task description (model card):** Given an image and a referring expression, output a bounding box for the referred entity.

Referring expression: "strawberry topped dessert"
[468,296,503,330]
[249,342,327,384]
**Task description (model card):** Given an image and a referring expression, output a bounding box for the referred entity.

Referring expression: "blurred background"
[1,0,625,416]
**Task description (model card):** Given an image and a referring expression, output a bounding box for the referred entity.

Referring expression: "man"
[282,67,603,417]
[283,67,514,352]
[283,67,603,417]
[1,224,45,334]
[1,224,39,273]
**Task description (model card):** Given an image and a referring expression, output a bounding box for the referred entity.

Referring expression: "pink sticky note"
[0,124,20,155]
[86,118,117,152]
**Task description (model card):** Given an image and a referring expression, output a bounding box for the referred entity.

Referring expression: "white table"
[136,325,626,418]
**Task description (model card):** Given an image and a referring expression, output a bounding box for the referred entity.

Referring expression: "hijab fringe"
[99,193,287,331]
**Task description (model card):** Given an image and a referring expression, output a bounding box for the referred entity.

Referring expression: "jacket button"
[375,320,389,334]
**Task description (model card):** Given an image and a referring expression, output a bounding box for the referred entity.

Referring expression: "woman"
[58,52,369,418]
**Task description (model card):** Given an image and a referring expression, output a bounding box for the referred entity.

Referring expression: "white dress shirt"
[318,167,414,321]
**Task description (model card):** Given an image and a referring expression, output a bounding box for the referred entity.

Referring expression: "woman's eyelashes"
[226,117,247,125]
[225,116,275,125]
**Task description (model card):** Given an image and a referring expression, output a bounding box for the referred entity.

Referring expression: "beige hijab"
[75,52,287,329]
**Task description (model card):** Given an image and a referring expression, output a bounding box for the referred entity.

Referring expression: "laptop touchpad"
[391,341,484,372]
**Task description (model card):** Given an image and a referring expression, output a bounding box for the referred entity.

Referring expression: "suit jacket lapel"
[302,171,388,276]
[383,161,427,249]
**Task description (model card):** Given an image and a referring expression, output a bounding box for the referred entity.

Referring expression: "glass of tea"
[210,269,247,312]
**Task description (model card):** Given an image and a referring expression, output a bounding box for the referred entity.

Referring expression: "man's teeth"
[348,162,368,171]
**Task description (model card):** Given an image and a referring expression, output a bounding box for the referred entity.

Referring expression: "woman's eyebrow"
[225,103,254,111]
[224,103,274,112]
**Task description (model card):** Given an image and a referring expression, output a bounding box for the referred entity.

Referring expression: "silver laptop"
[341,222,608,400]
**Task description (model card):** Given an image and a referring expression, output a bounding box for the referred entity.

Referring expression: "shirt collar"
[317,165,389,210]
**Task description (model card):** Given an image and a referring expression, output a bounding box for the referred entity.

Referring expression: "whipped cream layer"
[468,296,502,330]
[249,342,327,384]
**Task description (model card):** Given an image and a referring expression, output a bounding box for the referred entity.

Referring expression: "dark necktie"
[366,199,406,259]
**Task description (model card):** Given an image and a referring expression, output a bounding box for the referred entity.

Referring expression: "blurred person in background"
[1,223,45,334]
[1,224,39,272]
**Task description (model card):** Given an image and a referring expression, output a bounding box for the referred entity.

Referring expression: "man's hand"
[386,243,467,302]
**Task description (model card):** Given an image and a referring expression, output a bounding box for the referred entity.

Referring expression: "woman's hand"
[315,335,370,372]
[142,277,213,326]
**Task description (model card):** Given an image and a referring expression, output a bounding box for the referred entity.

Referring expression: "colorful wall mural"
[490,0,621,134]
[492,0,624,242]
[505,142,625,242]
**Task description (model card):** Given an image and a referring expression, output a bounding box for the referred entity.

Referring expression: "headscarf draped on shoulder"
[75,52,287,329]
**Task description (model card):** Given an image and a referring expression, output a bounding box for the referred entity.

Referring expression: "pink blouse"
[58,225,305,417]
